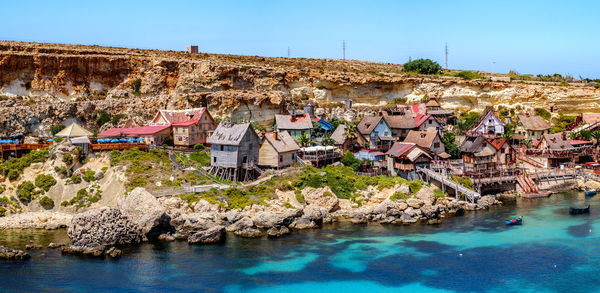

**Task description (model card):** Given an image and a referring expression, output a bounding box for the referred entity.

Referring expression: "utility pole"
[343,40,346,60]
[445,42,448,69]
[287,46,290,58]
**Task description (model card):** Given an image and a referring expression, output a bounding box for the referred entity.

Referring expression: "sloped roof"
[55,123,93,138]
[386,142,416,157]
[428,110,455,116]
[517,115,550,131]
[383,113,416,129]
[469,106,504,133]
[207,122,253,146]
[263,131,299,153]
[172,119,199,127]
[541,133,571,150]
[153,108,207,125]
[459,136,487,153]
[426,99,441,107]
[331,124,347,145]
[357,116,384,135]
[70,136,91,144]
[403,129,439,148]
[275,113,313,130]
[413,113,435,127]
[582,113,600,125]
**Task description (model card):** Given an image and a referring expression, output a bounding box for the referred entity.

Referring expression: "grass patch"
[0,149,49,181]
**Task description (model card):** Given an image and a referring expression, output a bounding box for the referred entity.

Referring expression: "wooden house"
[516,114,551,140]
[357,115,394,151]
[459,136,516,173]
[258,131,300,169]
[149,108,217,147]
[207,122,262,181]
[98,126,171,146]
[413,113,443,132]
[466,107,505,137]
[275,112,313,139]
[330,124,367,154]
[403,128,448,159]
[529,133,593,167]
[385,142,432,180]
[382,112,417,140]
[425,98,441,111]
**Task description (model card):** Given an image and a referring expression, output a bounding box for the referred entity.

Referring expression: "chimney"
[273,131,278,140]
[378,110,383,117]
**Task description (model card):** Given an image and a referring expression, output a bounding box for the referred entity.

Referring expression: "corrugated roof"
[153,108,207,125]
[263,131,299,153]
[517,115,550,131]
[413,113,434,127]
[275,114,313,130]
[386,142,416,157]
[207,122,253,146]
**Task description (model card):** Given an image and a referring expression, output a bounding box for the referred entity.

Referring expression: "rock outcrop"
[117,187,173,239]
[66,207,142,255]
[188,226,226,244]
[0,246,30,260]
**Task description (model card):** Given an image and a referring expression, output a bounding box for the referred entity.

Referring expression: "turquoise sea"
[1,190,600,292]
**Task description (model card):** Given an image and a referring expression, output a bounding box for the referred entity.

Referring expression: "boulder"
[406,198,423,209]
[171,212,220,236]
[188,226,226,244]
[267,226,290,238]
[302,205,328,221]
[106,247,122,259]
[47,242,64,249]
[252,209,301,229]
[234,227,263,238]
[414,186,435,206]
[290,218,318,229]
[227,217,263,238]
[158,233,175,242]
[304,187,339,212]
[67,207,142,255]
[420,204,440,218]
[477,195,495,208]
[25,241,42,250]
[118,187,173,239]
[0,246,30,260]
[193,199,223,213]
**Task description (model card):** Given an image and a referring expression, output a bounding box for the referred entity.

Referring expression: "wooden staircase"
[516,174,539,194]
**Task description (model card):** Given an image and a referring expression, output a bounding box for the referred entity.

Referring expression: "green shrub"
[35,174,57,192]
[534,108,552,120]
[83,170,96,182]
[17,181,35,203]
[50,124,66,135]
[189,151,210,167]
[454,70,483,80]
[402,59,442,75]
[131,78,142,96]
[60,201,69,207]
[54,166,68,177]
[101,167,108,173]
[7,170,19,181]
[193,144,205,150]
[0,206,5,217]
[0,149,49,181]
[434,188,446,199]
[409,180,424,195]
[450,175,474,191]
[111,113,127,125]
[95,110,111,127]
[39,196,54,209]
[340,152,362,171]
[457,111,481,132]
[295,189,305,204]
[559,81,570,87]
[390,192,409,201]
[62,154,73,166]
[0,186,4,194]
[70,174,82,184]
[323,191,334,197]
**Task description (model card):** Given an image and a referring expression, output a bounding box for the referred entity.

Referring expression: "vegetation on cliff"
[0,150,49,181]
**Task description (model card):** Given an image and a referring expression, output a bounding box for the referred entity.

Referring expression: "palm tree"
[591,130,600,146]
[568,131,578,140]
[321,134,335,146]
[297,133,311,147]
[343,123,358,140]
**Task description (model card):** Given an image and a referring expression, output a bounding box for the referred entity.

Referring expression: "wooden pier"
[416,167,481,203]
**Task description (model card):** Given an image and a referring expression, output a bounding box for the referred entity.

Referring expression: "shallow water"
[1,191,600,292]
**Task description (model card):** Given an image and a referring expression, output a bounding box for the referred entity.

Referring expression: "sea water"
[1,190,599,293]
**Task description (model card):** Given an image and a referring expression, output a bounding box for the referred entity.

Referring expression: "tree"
[441,133,460,158]
[568,132,578,139]
[297,133,311,147]
[579,130,593,141]
[340,152,362,171]
[502,123,515,140]
[522,139,532,148]
[321,135,335,146]
[592,131,600,146]
[401,59,442,75]
[343,123,359,140]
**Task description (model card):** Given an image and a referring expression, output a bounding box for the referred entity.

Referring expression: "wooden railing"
[90,143,147,152]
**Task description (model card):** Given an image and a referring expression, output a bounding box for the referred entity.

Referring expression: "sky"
[2,0,600,78]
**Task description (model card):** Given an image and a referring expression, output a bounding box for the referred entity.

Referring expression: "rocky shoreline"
[0,184,517,259]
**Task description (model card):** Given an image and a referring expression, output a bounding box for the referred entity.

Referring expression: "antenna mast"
[343,40,346,60]
[445,43,448,69]
[287,46,290,58]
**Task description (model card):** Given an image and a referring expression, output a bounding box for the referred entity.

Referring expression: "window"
[242,156,247,164]
[214,157,217,163]
[204,116,207,121]
[501,147,505,153]
[279,155,283,162]
[220,145,224,151]
[191,126,195,132]
[434,142,440,148]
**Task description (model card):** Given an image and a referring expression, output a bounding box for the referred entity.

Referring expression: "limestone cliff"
[0,41,599,136]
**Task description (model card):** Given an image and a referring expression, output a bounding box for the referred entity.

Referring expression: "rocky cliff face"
[1,41,599,136]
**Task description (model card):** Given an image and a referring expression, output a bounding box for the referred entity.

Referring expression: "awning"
[438,152,451,159]
[378,136,395,141]
[70,136,91,144]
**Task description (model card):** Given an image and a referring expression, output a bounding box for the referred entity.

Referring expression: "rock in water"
[118,187,173,239]
[67,207,142,255]
[106,247,122,259]
[0,246,30,260]
[188,226,226,244]
[304,187,340,212]
[267,226,290,238]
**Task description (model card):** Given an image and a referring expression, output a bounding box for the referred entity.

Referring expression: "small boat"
[569,205,590,215]
[585,189,597,197]
[506,215,523,225]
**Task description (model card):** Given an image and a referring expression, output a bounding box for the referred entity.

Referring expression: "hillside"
[1,41,599,136]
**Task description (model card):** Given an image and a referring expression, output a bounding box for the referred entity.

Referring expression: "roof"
[70,136,91,144]
[55,123,93,138]
[541,133,571,150]
[581,113,600,125]
[459,136,487,153]
[383,113,416,129]
[357,116,384,135]
[428,110,455,116]
[331,125,347,145]
[386,142,416,157]
[517,115,550,131]
[263,131,299,153]
[207,122,254,146]
[275,113,313,130]
[413,113,434,127]
[98,125,170,137]
[426,99,441,107]
[489,138,507,150]
[152,108,207,125]
[300,146,337,152]
[570,139,592,145]
[475,148,495,157]
[469,106,503,133]
[171,119,199,127]
[312,118,334,131]
[404,129,439,148]
[438,152,451,159]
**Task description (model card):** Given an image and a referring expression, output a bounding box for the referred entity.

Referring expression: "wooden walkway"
[0,143,49,160]
[416,167,481,203]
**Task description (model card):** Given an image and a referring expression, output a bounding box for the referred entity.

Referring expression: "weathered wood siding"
[210,144,240,168]
[258,141,296,168]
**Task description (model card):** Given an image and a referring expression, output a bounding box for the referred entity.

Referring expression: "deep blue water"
[2,191,600,293]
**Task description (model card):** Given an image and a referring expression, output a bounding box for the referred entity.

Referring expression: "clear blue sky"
[2,0,600,77]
